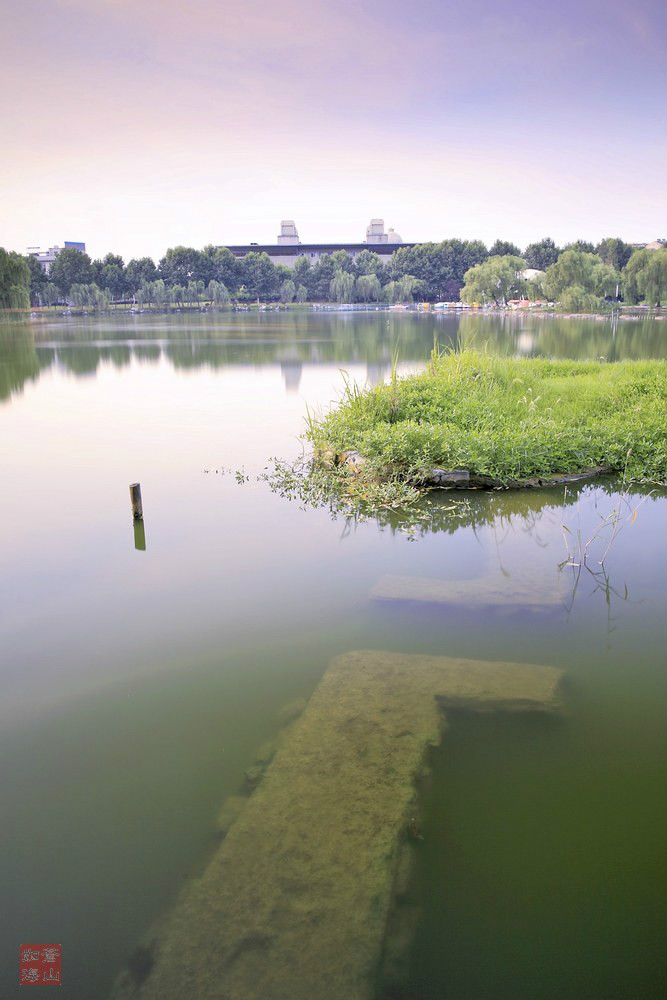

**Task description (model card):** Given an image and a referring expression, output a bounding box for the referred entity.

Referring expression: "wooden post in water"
[130,482,143,519]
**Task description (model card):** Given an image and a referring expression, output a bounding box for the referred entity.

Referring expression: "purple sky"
[2,0,666,259]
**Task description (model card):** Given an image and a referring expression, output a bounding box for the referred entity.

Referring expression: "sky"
[1,0,666,261]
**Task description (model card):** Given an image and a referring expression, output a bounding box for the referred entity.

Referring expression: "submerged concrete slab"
[371,572,565,609]
[112,650,562,1000]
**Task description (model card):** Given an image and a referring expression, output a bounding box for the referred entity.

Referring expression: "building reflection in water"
[280,360,303,393]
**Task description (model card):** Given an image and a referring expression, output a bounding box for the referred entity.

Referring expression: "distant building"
[631,239,665,251]
[222,219,410,269]
[27,241,86,274]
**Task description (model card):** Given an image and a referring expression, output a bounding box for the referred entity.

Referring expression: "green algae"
[112,650,562,1000]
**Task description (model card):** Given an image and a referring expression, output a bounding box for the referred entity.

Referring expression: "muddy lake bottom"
[0,311,665,998]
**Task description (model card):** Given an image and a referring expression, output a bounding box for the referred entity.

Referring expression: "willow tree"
[636,249,667,305]
[461,255,527,306]
[329,269,355,304]
[398,275,422,302]
[356,273,382,303]
[43,283,59,307]
[207,279,231,306]
[0,248,31,309]
[543,250,619,301]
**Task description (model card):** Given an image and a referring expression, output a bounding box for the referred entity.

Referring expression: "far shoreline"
[2,303,666,323]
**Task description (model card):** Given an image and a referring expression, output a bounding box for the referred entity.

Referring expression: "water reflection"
[1,311,666,403]
[0,312,665,1000]
[133,518,146,551]
[280,359,303,393]
[313,477,659,625]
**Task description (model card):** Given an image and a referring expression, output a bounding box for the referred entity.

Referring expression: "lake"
[1,310,665,999]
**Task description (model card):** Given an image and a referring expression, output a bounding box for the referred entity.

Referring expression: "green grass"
[308,351,667,487]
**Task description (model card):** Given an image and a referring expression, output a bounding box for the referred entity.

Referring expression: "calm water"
[1,311,665,999]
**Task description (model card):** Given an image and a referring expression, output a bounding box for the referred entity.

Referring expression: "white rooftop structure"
[365,219,403,245]
[277,220,300,245]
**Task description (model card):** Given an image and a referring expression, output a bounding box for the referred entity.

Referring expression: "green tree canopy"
[159,246,206,286]
[280,278,296,304]
[238,252,279,300]
[489,239,520,257]
[595,237,633,271]
[390,240,488,300]
[330,250,355,273]
[292,256,311,284]
[49,248,94,294]
[563,240,595,254]
[308,254,341,301]
[93,253,126,299]
[202,245,241,288]
[543,250,619,302]
[353,250,385,277]
[93,252,124,278]
[126,257,157,291]
[523,238,560,270]
[460,255,527,306]
[25,254,47,305]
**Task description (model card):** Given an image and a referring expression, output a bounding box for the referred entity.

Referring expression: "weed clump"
[305,351,667,494]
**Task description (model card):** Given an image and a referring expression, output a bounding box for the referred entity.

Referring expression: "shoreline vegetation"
[2,238,666,315]
[294,351,667,510]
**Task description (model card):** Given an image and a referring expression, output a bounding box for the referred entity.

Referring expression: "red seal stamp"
[19,944,61,986]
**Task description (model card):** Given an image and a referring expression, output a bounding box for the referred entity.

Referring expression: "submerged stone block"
[214,795,248,839]
[371,572,565,609]
[112,650,562,1000]
[275,696,307,726]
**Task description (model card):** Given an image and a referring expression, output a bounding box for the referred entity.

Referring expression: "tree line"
[461,244,667,310]
[1,236,665,311]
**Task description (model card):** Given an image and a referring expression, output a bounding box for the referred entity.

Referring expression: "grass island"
[308,351,667,502]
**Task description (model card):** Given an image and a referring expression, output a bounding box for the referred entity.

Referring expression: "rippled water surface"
[1,311,665,998]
